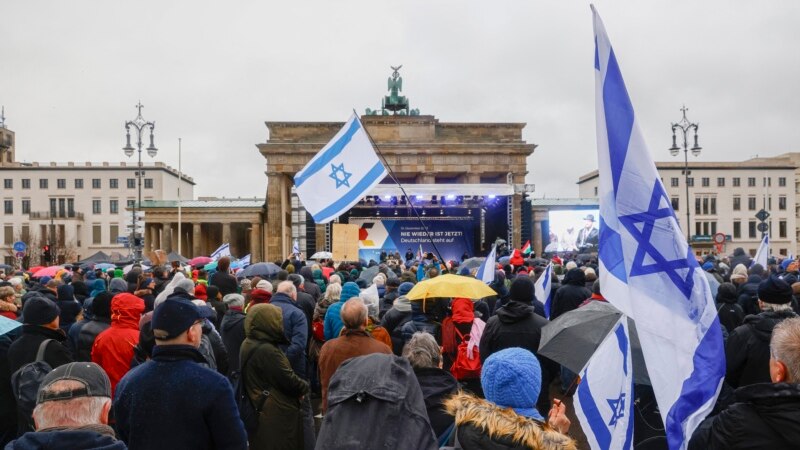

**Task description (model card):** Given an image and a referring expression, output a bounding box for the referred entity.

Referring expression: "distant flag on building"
[521,240,532,256]
[475,244,497,284]
[294,113,388,224]
[592,6,724,449]
[210,243,231,260]
[751,234,769,268]
[535,263,554,318]
[575,319,634,450]
[238,254,251,268]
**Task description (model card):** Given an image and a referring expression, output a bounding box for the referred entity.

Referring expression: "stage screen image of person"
[544,209,600,253]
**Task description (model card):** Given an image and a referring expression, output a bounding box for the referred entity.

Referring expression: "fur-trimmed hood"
[444,392,576,450]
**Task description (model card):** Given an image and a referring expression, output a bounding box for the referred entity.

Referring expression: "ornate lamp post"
[669,105,702,242]
[123,102,157,263]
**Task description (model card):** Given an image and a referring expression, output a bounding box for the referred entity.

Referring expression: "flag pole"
[353,110,447,266]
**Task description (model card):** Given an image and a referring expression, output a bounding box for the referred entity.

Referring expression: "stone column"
[532,210,546,256]
[163,223,173,253]
[266,173,290,262]
[222,222,232,251]
[192,223,201,257]
[249,223,261,262]
[144,224,153,255]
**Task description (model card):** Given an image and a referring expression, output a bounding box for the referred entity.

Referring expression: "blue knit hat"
[481,348,543,420]
[398,282,415,296]
[340,282,361,303]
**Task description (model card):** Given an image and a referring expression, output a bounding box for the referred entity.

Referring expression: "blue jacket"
[113,345,247,450]
[6,427,127,449]
[269,293,308,379]
[323,282,361,341]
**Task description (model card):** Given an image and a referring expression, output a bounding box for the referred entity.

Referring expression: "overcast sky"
[3,1,799,199]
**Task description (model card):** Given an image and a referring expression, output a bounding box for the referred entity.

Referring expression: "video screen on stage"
[545,209,600,253]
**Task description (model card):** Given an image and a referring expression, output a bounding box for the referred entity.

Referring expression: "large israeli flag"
[575,319,634,450]
[294,113,388,223]
[535,263,554,318]
[592,6,725,449]
[751,234,769,268]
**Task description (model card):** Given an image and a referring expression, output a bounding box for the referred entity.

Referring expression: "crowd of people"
[0,246,797,449]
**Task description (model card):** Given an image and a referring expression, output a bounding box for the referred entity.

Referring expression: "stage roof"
[368,183,514,197]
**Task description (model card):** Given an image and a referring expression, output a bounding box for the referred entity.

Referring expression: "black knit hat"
[509,277,534,304]
[22,296,60,326]
[758,274,793,305]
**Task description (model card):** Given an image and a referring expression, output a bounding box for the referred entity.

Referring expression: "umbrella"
[32,265,64,278]
[406,274,497,301]
[460,257,485,270]
[309,251,333,260]
[123,264,150,275]
[204,262,218,272]
[95,263,116,271]
[27,266,45,274]
[167,251,190,264]
[498,256,511,264]
[358,266,382,285]
[188,256,213,266]
[538,301,649,385]
[239,262,281,278]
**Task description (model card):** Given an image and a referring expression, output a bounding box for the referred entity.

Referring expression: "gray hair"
[223,293,245,308]
[771,317,800,383]
[276,280,296,296]
[175,278,195,294]
[329,274,341,286]
[340,298,367,330]
[402,332,441,369]
[32,380,109,429]
[324,283,342,302]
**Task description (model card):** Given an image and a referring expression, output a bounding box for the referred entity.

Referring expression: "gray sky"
[2,1,799,199]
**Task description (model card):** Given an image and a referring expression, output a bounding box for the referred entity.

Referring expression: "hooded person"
[379,278,400,319]
[716,282,745,334]
[444,348,576,450]
[88,279,107,299]
[381,281,414,355]
[56,284,82,334]
[69,292,113,362]
[108,278,128,296]
[241,303,309,449]
[730,247,753,271]
[726,274,799,388]
[549,268,591,320]
[205,285,226,329]
[311,268,327,295]
[299,266,322,302]
[91,293,145,396]
[730,263,749,286]
[153,271,187,309]
[220,293,246,375]
[323,282,361,340]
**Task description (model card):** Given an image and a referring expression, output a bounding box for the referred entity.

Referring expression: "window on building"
[593,186,598,196]
[3,226,12,244]
[3,179,11,189]
[780,220,787,238]
[127,178,136,189]
[39,179,48,189]
[701,177,710,187]
[768,196,772,210]
[717,177,725,187]
[671,178,679,187]
[110,199,118,214]
[144,178,153,189]
[710,221,717,235]
[733,177,741,187]
[93,225,102,245]
[749,221,757,238]
[127,199,135,208]
[67,199,74,216]
[21,200,30,214]
[748,177,756,187]
[733,196,741,211]
[3,200,12,215]
[695,197,701,215]
[22,179,30,189]
[695,222,702,236]
[74,179,83,189]
[49,198,56,215]
[92,200,101,214]
[110,179,119,189]
[702,197,709,215]
[763,177,771,187]
[687,177,694,187]
[710,197,717,215]
[56,179,65,189]
[779,196,787,210]
[671,197,679,211]
[748,196,757,210]
[703,222,710,235]
[92,179,101,189]
[733,221,741,239]
[21,225,29,242]
[110,225,119,244]
[779,177,787,187]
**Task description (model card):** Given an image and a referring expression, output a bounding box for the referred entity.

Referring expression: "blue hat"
[152,298,214,340]
[398,282,415,296]
[481,348,543,421]
[40,276,52,285]
[340,282,361,302]
[701,261,714,271]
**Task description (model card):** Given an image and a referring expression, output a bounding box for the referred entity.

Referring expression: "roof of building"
[140,198,264,209]
[0,161,195,184]
[529,198,599,207]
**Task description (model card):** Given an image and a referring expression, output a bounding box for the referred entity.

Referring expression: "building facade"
[577,155,799,256]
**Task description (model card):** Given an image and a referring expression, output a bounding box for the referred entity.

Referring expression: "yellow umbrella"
[405,274,496,301]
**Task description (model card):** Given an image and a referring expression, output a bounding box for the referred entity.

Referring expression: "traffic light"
[42,245,51,264]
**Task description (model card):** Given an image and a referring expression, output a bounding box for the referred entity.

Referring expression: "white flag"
[210,243,231,260]
[294,113,388,224]
[751,234,769,268]
[575,319,634,450]
[475,244,496,284]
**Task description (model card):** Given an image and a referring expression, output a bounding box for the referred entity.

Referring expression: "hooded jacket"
[56,285,81,333]
[414,366,459,438]
[716,284,745,333]
[91,293,144,395]
[550,269,591,320]
[269,292,308,379]
[725,309,798,388]
[220,308,246,373]
[689,382,800,450]
[444,392,576,450]
[729,248,753,272]
[323,282,360,340]
[241,304,309,450]
[380,294,413,355]
[737,275,763,316]
[6,425,126,450]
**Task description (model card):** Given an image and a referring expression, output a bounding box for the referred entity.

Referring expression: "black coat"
[737,275,763,316]
[725,310,797,388]
[413,367,458,439]
[729,248,753,272]
[381,306,412,355]
[70,318,111,362]
[689,382,800,450]
[550,269,591,320]
[6,426,127,450]
[7,325,73,375]
[220,309,246,373]
[209,272,238,297]
[716,300,745,334]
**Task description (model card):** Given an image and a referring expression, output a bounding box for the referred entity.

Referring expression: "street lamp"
[123,102,157,263]
[669,105,702,242]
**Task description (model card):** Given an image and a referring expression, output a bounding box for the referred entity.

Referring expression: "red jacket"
[92,293,144,395]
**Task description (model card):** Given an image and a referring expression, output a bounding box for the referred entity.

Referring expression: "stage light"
[467,209,472,215]
[488,195,497,199]
[457,196,464,205]
[440,209,444,215]
[394,209,398,216]
[431,195,438,205]
[422,209,426,216]
[446,194,455,200]
[376,210,381,216]
[383,195,391,200]
[415,195,425,201]
[400,196,407,205]
[391,196,398,206]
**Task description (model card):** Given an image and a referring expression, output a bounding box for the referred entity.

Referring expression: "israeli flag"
[237,254,251,268]
[751,234,769,268]
[535,263,554,318]
[592,6,724,449]
[294,113,388,223]
[293,239,301,256]
[575,319,634,450]
[476,244,496,284]
[210,243,231,260]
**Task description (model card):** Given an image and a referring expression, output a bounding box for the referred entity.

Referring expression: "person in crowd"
[729,247,753,271]
[288,274,315,338]
[56,284,82,333]
[0,286,19,319]
[726,274,798,388]
[205,285,226,329]
[91,293,144,396]
[89,279,107,299]
[191,299,229,375]
[255,279,273,293]
[241,303,309,449]
[403,331,458,439]
[40,279,60,303]
[737,266,764,316]
[220,293,246,374]
[323,282,361,340]
[134,275,156,313]
[246,288,272,312]
[209,256,238,297]
[314,283,341,325]
[299,267,322,302]
[311,268,327,294]
[6,362,125,450]
[379,278,400,319]
[401,295,442,345]
[381,281,414,355]
[318,298,392,412]
[444,348,575,450]
[10,277,26,306]
[716,282,745,334]
[130,315,155,368]
[689,317,800,449]
[8,296,73,374]
[109,278,128,296]
[114,298,247,450]
[549,268,591,320]
[578,280,606,308]
[69,292,113,362]
[487,270,509,314]
[194,283,208,301]
[479,277,555,412]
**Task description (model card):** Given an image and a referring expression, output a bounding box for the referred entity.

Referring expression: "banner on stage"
[350,218,474,262]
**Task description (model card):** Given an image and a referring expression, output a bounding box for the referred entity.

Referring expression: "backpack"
[311,319,325,342]
[450,328,481,380]
[230,343,270,436]
[11,339,54,431]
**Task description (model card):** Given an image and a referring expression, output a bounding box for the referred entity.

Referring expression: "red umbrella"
[27,266,45,274]
[32,265,64,278]
[188,256,213,266]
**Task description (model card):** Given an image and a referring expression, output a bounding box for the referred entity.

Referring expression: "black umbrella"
[167,251,189,264]
[239,262,281,278]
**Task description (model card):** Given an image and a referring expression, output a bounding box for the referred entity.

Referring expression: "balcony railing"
[29,211,84,220]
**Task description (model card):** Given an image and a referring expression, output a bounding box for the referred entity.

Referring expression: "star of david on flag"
[294,113,388,224]
[592,6,724,449]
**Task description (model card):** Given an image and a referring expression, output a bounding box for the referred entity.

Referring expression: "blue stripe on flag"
[615,323,629,376]
[294,119,361,188]
[311,161,386,222]
[665,317,725,449]
[623,379,635,450]
[603,48,635,197]
[576,372,612,449]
